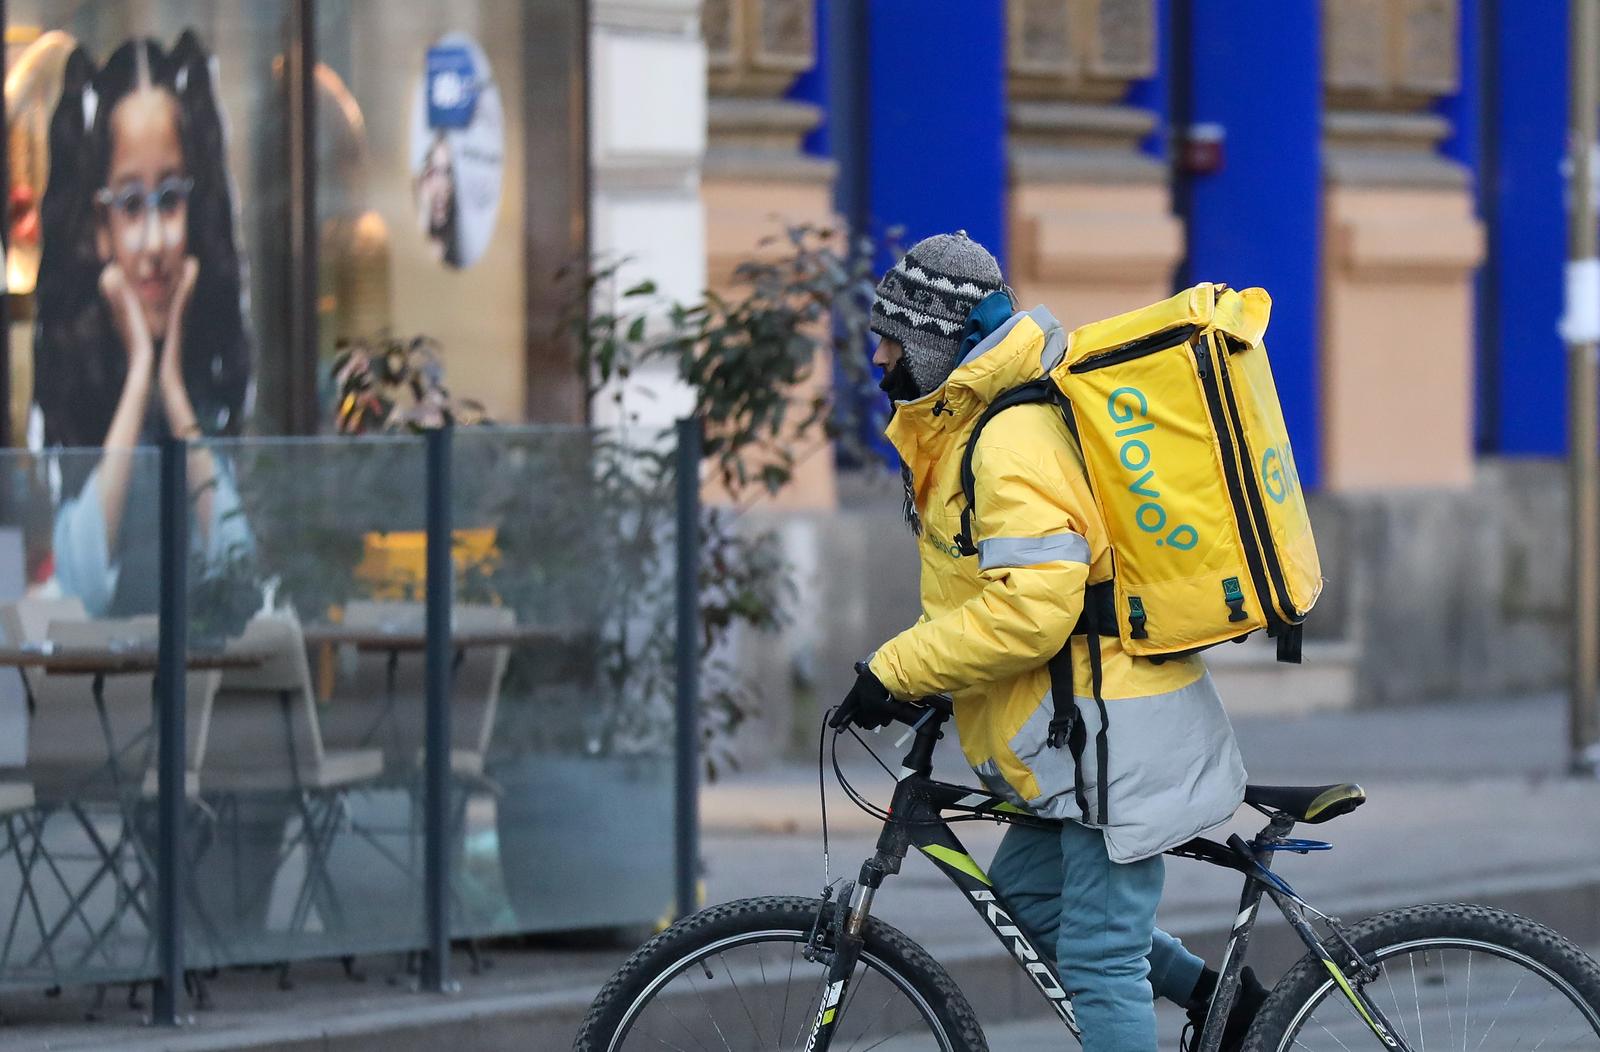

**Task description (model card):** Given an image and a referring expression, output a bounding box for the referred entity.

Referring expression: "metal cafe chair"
[203,610,382,944]
[315,599,423,766]
[0,782,50,978]
[38,615,222,973]
[315,600,514,954]
[322,600,513,778]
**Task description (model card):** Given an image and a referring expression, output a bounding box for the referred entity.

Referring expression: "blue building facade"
[796,0,1574,487]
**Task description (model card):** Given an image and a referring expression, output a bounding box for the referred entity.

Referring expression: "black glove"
[828,662,898,731]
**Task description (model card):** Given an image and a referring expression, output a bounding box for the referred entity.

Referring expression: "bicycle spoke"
[841,988,901,1052]
[635,1025,698,1052]
[654,991,717,1052]
[1527,1001,1575,1052]
[1441,950,1455,1052]
[1471,972,1525,1052]
[719,952,765,1046]
[1313,1016,1357,1052]
[853,1017,926,1052]
[1384,964,1414,1045]
[751,942,776,1047]
[1509,982,1568,1052]
[686,970,737,1052]
[778,941,797,1046]
[791,978,829,1051]
[1462,950,1471,1052]
[1411,952,1426,1052]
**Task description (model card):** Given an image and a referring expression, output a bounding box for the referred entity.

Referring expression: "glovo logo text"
[925,529,965,560]
[1260,442,1302,505]
[1107,387,1199,551]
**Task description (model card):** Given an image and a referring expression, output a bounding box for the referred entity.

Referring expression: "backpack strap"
[960,379,1115,824]
[954,380,1058,557]
[1045,645,1090,823]
[1046,585,1113,826]
[1084,598,1112,825]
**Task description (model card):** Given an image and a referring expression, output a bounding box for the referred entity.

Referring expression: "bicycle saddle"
[1244,782,1366,824]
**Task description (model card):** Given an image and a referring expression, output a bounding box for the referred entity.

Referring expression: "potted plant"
[487,224,885,931]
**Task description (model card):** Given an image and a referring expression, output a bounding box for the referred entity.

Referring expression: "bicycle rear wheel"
[1244,902,1600,1051]
[575,895,988,1052]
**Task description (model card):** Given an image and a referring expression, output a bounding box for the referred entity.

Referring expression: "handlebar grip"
[888,699,928,724]
[888,694,951,726]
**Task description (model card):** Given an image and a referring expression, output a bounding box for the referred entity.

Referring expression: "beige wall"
[1320,185,1483,491]
[335,3,528,425]
[701,0,838,511]
[1010,181,1182,330]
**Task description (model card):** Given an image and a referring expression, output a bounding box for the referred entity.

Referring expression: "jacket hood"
[884,305,1066,466]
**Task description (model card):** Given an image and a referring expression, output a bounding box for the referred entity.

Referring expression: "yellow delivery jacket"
[868,306,1247,862]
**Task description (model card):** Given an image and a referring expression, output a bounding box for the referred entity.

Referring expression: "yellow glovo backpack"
[956,282,1322,666]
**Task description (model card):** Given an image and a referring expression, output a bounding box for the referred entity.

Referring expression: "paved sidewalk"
[1,693,1596,1050]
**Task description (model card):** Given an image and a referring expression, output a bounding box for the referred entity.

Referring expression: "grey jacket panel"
[1005,670,1247,863]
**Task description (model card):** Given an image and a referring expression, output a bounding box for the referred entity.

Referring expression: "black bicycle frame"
[803,708,1416,1052]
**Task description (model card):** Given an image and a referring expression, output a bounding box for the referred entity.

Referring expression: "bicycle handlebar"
[891,693,952,725]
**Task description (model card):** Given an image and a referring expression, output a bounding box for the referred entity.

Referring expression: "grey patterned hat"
[870,231,1005,396]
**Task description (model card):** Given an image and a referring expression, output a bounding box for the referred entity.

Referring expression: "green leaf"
[622,279,657,298]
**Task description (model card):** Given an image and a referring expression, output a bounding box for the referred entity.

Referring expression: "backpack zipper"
[1193,335,1286,637]
[1068,324,1200,374]
[1214,344,1305,622]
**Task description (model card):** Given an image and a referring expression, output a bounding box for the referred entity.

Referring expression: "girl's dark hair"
[33,32,252,480]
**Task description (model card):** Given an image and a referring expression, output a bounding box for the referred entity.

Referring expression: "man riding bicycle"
[832,231,1267,1051]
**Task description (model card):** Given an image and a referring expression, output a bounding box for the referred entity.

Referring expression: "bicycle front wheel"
[575,895,988,1052]
[1245,902,1600,1051]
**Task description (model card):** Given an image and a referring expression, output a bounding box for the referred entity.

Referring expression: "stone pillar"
[1320,0,1484,491]
[591,0,708,430]
[702,0,839,509]
[1005,0,1182,329]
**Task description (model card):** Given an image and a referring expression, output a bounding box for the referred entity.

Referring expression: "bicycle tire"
[1243,902,1600,1052]
[574,895,990,1052]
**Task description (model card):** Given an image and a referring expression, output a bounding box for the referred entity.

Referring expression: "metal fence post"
[154,437,189,1024]
[421,425,455,992]
[674,417,702,921]
[1567,0,1600,774]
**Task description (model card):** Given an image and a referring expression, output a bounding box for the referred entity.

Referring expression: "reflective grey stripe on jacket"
[977,531,1090,572]
[1002,670,1247,863]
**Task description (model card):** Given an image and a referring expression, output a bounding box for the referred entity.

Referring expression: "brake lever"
[893,705,938,748]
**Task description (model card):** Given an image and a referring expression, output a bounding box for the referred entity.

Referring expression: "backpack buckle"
[1222,577,1249,623]
[1047,711,1076,750]
[1127,596,1149,640]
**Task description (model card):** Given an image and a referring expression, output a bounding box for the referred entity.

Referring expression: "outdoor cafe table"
[0,640,266,802]
[0,643,264,677]
[299,622,560,654]
[0,642,266,976]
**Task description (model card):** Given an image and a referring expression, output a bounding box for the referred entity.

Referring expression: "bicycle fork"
[802,875,877,1052]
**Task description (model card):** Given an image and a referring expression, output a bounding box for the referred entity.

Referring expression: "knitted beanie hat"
[870,231,1005,396]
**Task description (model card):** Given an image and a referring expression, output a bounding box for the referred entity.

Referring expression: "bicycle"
[576,693,1600,1050]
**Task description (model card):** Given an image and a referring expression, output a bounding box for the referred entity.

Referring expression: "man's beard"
[878,359,921,407]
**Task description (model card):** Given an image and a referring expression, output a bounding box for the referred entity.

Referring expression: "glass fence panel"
[0,446,165,991]
[448,426,680,938]
[184,434,430,969]
[0,427,688,992]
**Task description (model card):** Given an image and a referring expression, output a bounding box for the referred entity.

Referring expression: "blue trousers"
[989,820,1204,1052]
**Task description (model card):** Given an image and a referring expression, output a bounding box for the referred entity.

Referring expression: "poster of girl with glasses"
[30,31,253,617]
